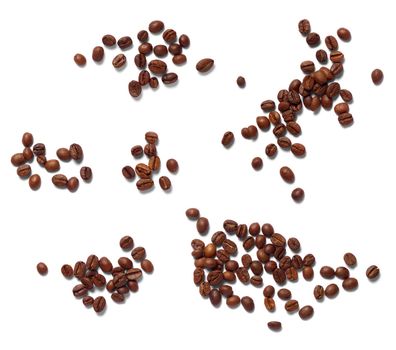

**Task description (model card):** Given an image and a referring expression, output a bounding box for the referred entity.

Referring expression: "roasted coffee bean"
[226,295,241,308]
[130,146,143,160]
[186,208,200,220]
[139,42,153,55]
[36,155,46,166]
[265,143,278,158]
[300,60,315,74]
[134,53,147,69]
[118,257,133,270]
[285,299,299,312]
[207,270,224,286]
[273,268,286,285]
[264,297,276,311]
[274,246,286,260]
[144,143,157,157]
[268,321,282,331]
[196,58,214,73]
[122,166,136,180]
[162,72,178,84]
[247,125,258,138]
[111,292,125,303]
[149,20,164,33]
[73,284,88,298]
[287,237,300,252]
[85,255,99,271]
[83,296,94,307]
[225,260,238,272]
[250,260,263,275]
[251,157,263,170]
[248,223,260,236]
[221,131,234,147]
[218,285,232,298]
[209,289,221,307]
[240,296,254,312]
[191,239,205,251]
[255,236,266,250]
[343,252,357,267]
[36,262,48,275]
[261,223,274,237]
[99,257,113,273]
[73,261,86,279]
[33,143,46,157]
[148,60,167,75]
[303,266,314,280]
[92,46,104,62]
[250,275,262,287]
[44,159,60,172]
[278,89,289,102]
[52,174,68,188]
[131,247,146,261]
[148,156,161,171]
[320,266,335,279]
[22,132,33,147]
[179,34,190,47]
[371,69,383,85]
[222,239,237,255]
[321,95,332,109]
[325,35,338,50]
[135,163,152,179]
[316,49,328,64]
[236,267,250,284]
[56,148,70,162]
[291,255,303,270]
[314,285,324,300]
[271,233,286,247]
[196,217,209,234]
[23,147,34,162]
[169,43,182,55]
[78,166,92,182]
[148,77,158,88]
[265,261,277,274]
[299,305,314,320]
[338,113,353,126]
[306,32,320,47]
[286,267,298,281]
[325,283,339,298]
[163,159,178,174]
[277,136,291,149]
[223,271,236,282]
[17,164,31,178]
[128,280,139,292]
[163,29,177,43]
[243,237,255,251]
[337,27,351,41]
[291,188,305,202]
[261,100,275,112]
[263,285,275,298]
[340,89,353,102]
[273,124,286,138]
[211,231,226,247]
[141,259,154,273]
[204,243,216,258]
[335,267,350,279]
[118,36,133,50]
[112,267,124,276]
[278,288,291,300]
[330,50,344,63]
[269,111,281,125]
[126,268,143,281]
[326,82,340,99]
[112,53,127,69]
[61,264,73,278]
[28,174,41,190]
[74,53,86,66]
[236,76,246,88]
[199,281,211,297]
[138,70,151,86]
[256,116,270,130]
[69,143,83,161]
[93,296,106,313]
[286,121,301,136]
[241,254,252,268]
[192,248,203,259]
[172,54,187,65]
[106,280,115,293]
[331,62,343,76]
[257,249,269,264]
[298,19,311,35]
[366,265,380,280]
[343,277,359,291]
[279,166,295,183]
[81,277,94,290]
[223,220,238,234]
[102,34,116,46]
[194,268,205,285]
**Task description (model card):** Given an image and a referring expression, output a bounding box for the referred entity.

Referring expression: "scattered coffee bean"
[29,174,41,190]
[92,46,104,62]
[313,285,324,300]
[316,49,328,64]
[209,289,221,306]
[169,43,182,55]
[172,54,187,65]
[44,159,60,172]
[159,176,172,191]
[301,60,315,74]
[122,166,136,180]
[139,42,153,55]
[99,257,113,273]
[80,166,92,181]
[23,147,34,161]
[291,188,305,202]
[340,89,353,102]
[134,53,147,68]
[268,321,282,331]
[299,305,314,320]
[22,132,33,147]
[256,116,270,130]
[166,159,179,173]
[61,264,73,278]
[36,155,46,166]
[325,35,338,50]
[33,143,46,156]
[149,20,164,34]
[325,283,339,298]
[196,58,214,73]
[285,299,299,312]
[52,174,68,188]
[139,70,151,86]
[67,177,79,192]
[342,277,358,291]
[93,296,106,313]
[73,284,88,298]
[163,29,177,43]
[131,247,146,262]
[128,80,142,98]
[320,266,335,278]
[141,259,154,273]
[261,100,275,112]
[343,252,357,267]
[366,265,380,280]
[17,164,31,178]
[303,266,314,280]
[240,296,254,312]
[251,157,263,170]
[222,131,234,147]
[371,69,383,85]
[118,36,133,50]
[226,295,241,308]
[237,76,246,88]
[280,166,295,183]
[306,32,320,47]
[265,143,278,158]
[102,34,116,47]
[69,143,83,161]
[335,267,350,279]
[162,72,178,85]
[196,217,209,235]
[148,60,167,75]
[37,262,48,275]
[74,54,86,66]
[298,19,311,35]
[57,148,71,161]
[179,34,190,47]
[337,27,351,41]
[112,54,127,69]
[277,288,291,300]
[186,208,200,220]
[11,153,26,166]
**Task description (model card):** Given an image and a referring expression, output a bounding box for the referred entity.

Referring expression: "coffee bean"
[320,266,335,278]
[110,292,124,303]
[144,144,157,157]
[73,261,86,279]
[303,254,315,267]
[330,62,343,77]
[204,243,216,258]
[51,174,67,188]
[236,76,246,88]
[73,284,88,298]
[206,289,221,307]
[343,277,359,291]
[79,166,92,181]
[186,208,200,220]
[131,247,146,262]
[312,285,325,301]
[225,259,238,272]
[343,252,357,267]
[265,143,278,158]
[168,43,182,55]
[66,176,78,192]
[366,265,380,280]
[117,236,134,252]
[122,166,135,180]
[112,54,127,69]
[80,276,94,290]
[338,113,354,127]
[23,147,34,162]
[163,29,177,43]
[11,153,25,166]
[263,285,275,298]
[277,136,291,149]
[102,34,116,46]
[135,163,151,179]
[61,264,73,278]
[316,49,328,64]
[339,89,353,102]
[33,143,46,156]
[118,257,133,270]
[199,281,211,297]
[146,77,157,89]
[325,283,339,298]
[92,46,104,62]
[99,257,113,273]
[247,125,258,138]
[134,53,147,69]
[268,321,282,331]
[55,148,70,162]
[172,54,187,65]
[306,32,320,47]
[208,270,224,286]
[325,35,338,50]
[273,268,286,285]
[321,93,332,108]
[139,42,153,55]
[277,288,291,300]
[196,58,214,73]
[69,143,83,161]
[270,233,286,248]
[285,299,299,312]
[139,70,151,86]
[178,34,190,48]
[337,27,351,41]
[303,266,314,280]
[264,260,277,273]
[126,268,143,281]
[264,297,276,311]
[74,53,86,66]
[21,132,33,147]
[238,296,254,312]
[17,164,31,178]
[223,239,237,255]
[93,296,106,313]
[163,159,178,174]
[136,30,148,43]
[162,72,178,85]
[196,217,209,235]
[36,155,46,167]
[241,254,252,268]
[223,220,238,234]
[371,69,383,85]
[286,121,301,136]
[148,156,161,172]
[127,280,139,292]
[279,166,295,183]
[148,59,167,75]
[28,174,41,190]
[291,188,305,202]
[37,262,48,275]
[194,268,205,285]
[299,305,314,320]
[268,111,280,125]
[300,60,315,74]
[141,259,154,273]
[221,131,234,147]
[250,260,263,276]
[149,20,164,33]
[335,267,350,279]
[82,296,94,307]
[273,124,286,138]
[298,19,311,35]
[118,36,133,50]
[44,159,60,172]
[260,100,275,112]
[330,51,344,64]
[251,157,263,170]
[226,295,241,308]
[256,116,270,130]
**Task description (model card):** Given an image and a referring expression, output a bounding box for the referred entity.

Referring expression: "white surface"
[0,0,394,348]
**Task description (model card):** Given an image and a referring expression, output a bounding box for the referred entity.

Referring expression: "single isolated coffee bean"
[236,76,246,88]
[74,54,86,66]
[67,177,79,192]
[69,143,83,161]
[337,27,351,41]
[303,266,314,280]
[344,252,357,267]
[316,49,328,64]
[278,288,291,300]
[166,159,179,173]
[22,132,34,147]
[222,131,234,147]
[162,72,178,85]
[122,166,136,180]
[173,54,187,65]
[285,299,299,313]
[112,54,127,69]
[371,69,383,85]
[268,321,282,331]
[93,296,106,313]
[17,164,31,178]
[261,100,275,112]
[37,262,48,275]
[306,32,320,47]
[179,34,190,48]
[159,176,172,191]
[120,236,134,250]
[61,264,73,278]
[29,174,41,190]
[52,174,68,188]
[102,34,116,47]
[186,208,200,220]
[80,166,92,181]
[57,148,71,161]
[280,166,295,183]
[131,247,146,261]
[92,46,104,62]
[241,296,254,312]
[298,19,311,35]
[366,265,380,280]
[342,277,359,291]
[291,188,305,202]
[314,285,324,300]
[196,58,214,73]
[251,157,263,170]
[141,259,154,273]
[117,36,133,50]
[137,30,149,42]
[128,80,142,98]
[149,20,164,34]
[299,305,314,320]
[196,217,209,234]
[131,145,143,158]
[264,297,276,312]
[265,143,278,158]
[325,283,339,298]
[340,89,353,102]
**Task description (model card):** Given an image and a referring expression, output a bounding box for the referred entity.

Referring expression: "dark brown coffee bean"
[243,237,255,251]
[291,188,305,202]
[138,70,150,86]
[286,238,300,252]
[261,223,274,238]
[22,132,33,147]
[306,32,320,47]
[268,321,282,331]
[74,53,86,66]
[102,34,116,47]
[126,268,143,281]
[313,285,324,300]
[194,268,205,285]
[285,267,298,281]
[285,299,299,312]
[218,285,232,299]
[147,77,158,89]
[204,243,216,258]
[208,289,221,307]
[186,208,200,220]
[149,20,164,33]
[138,42,153,55]
[239,296,254,312]
[23,147,34,161]
[241,254,252,268]
[335,267,350,279]
[110,292,124,303]
[117,257,132,270]
[143,143,157,157]
[78,166,92,182]
[302,254,315,267]
[260,100,275,112]
[270,233,286,247]
[73,261,86,279]
[330,62,343,76]
[250,260,263,276]
[122,166,135,180]
[163,159,178,174]
[28,174,40,190]
[162,72,178,85]
[171,54,186,65]
[16,164,31,178]
[196,217,209,234]
[134,53,147,69]
[263,285,275,298]
[44,159,60,172]
[222,239,237,255]
[148,59,167,75]
[249,275,262,287]
[128,280,139,292]
[371,69,383,85]
[299,305,314,320]
[330,50,344,64]
[33,143,45,157]
[80,277,93,290]
[286,121,301,136]
[236,76,246,88]
[278,288,291,300]
[118,36,133,50]
[61,264,73,278]
[302,266,314,280]
[55,148,70,162]
[196,58,214,73]
[148,156,161,172]
[343,277,359,291]
[325,35,338,50]
[223,271,236,282]
[226,295,240,308]
[256,116,270,130]
[236,267,250,283]
[343,252,357,267]
[92,46,104,62]
[366,265,380,280]
[82,296,94,307]
[99,257,113,273]
[199,281,211,297]
[338,113,354,127]
[131,247,146,261]
[73,284,88,298]
[69,143,83,161]
[135,163,152,179]
[265,261,277,274]
[247,125,258,138]
[85,255,99,271]
[337,27,351,41]
[208,270,224,286]
[279,166,295,183]
[300,60,315,74]
[269,111,281,125]
[273,268,286,285]
[210,231,225,247]
[320,266,335,278]
[93,296,106,313]
[163,29,177,43]
[251,157,263,170]
[273,124,286,138]
[298,19,311,35]
[340,89,353,102]
[169,43,182,55]
[277,136,291,149]
[325,283,339,298]
[223,220,238,234]
[106,280,115,293]
[264,297,276,311]
[222,131,234,147]
[36,262,48,275]
[179,34,190,47]
[112,53,126,69]
[52,174,68,188]
[316,49,328,64]
[36,155,46,166]
[265,143,278,158]
[225,260,238,272]
[141,259,154,273]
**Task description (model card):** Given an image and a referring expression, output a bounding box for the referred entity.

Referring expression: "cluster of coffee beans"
[186,209,379,331]
[37,235,154,314]
[10,132,92,191]
[74,20,215,98]
[122,131,178,192]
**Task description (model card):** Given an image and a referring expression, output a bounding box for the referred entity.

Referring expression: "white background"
[0,0,394,348]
